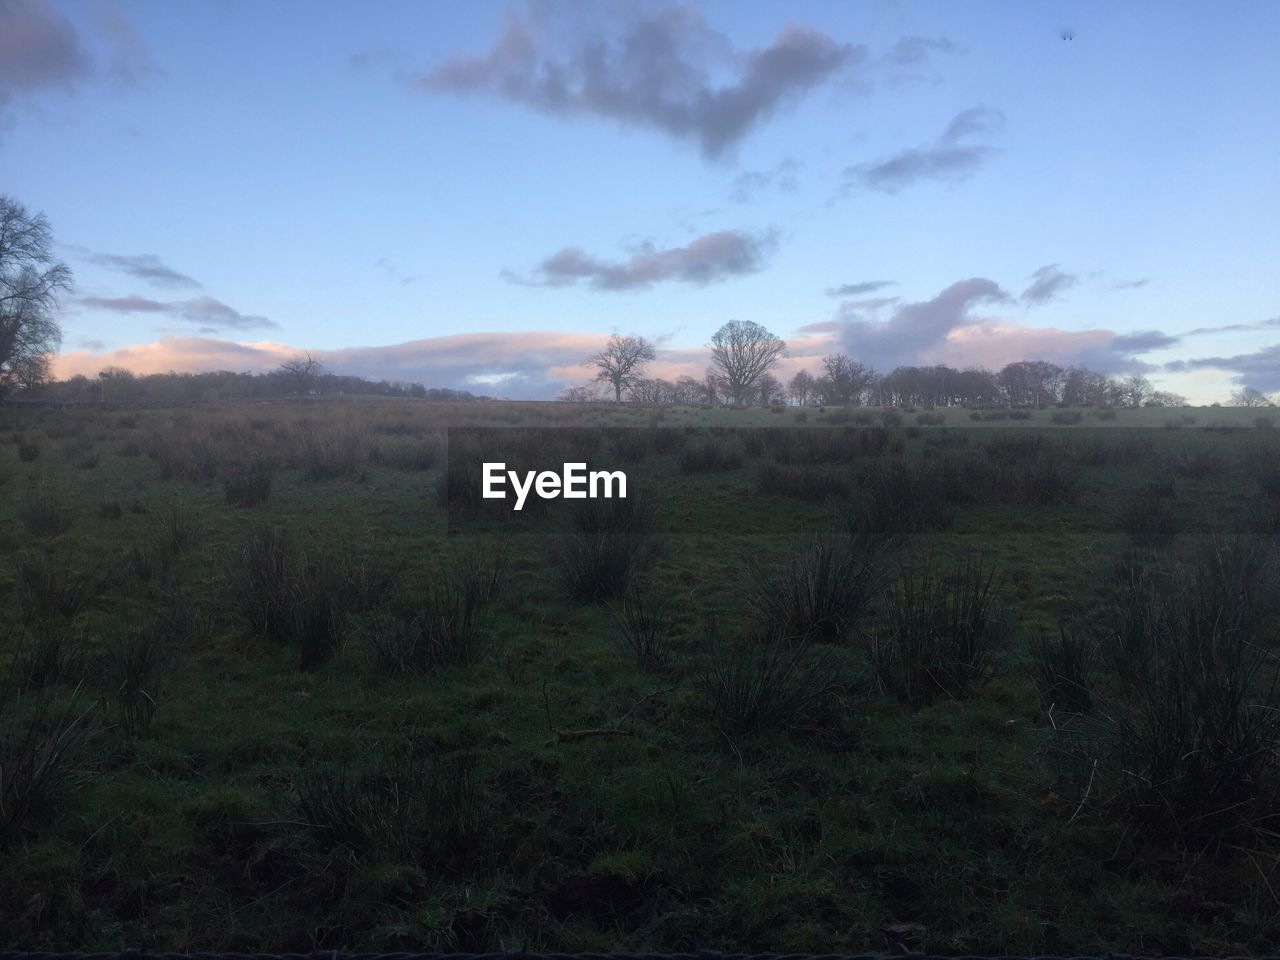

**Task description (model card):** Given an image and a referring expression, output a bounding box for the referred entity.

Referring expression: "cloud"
[1108,277,1150,291]
[52,331,613,397]
[838,277,1011,369]
[511,228,777,291]
[825,279,896,297]
[76,250,201,289]
[414,3,858,158]
[884,36,956,66]
[730,158,800,203]
[821,275,1179,374]
[1021,264,1078,305]
[1165,343,1280,392]
[0,0,90,100]
[1185,316,1280,336]
[845,105,1003,193]
[76,294,277,331]
[94,1,160,86]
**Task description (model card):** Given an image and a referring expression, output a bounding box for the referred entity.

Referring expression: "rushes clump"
[1032,628,1095,715]
[9,632,86,692]
[105,628,170,737]
[1119,493,1181,548]
[13,554,94,623]
[294,747,487,863]
[0,687,98,849]
[369,550,503,674]
[555,496,655,602]
[610,586,674,670]
[223,458,273,507]
[1056,562,1280,847]
[870,558,1007,707]
[748,534,880,644]
[699,625,842,738]
[17,489,72,537]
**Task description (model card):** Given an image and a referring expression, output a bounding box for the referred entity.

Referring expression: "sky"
[2,0,1278,401]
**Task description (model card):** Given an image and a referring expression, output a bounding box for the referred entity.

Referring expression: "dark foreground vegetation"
[2,397,1279,953]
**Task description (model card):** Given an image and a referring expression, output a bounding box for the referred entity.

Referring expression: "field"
[2,397,1279,953]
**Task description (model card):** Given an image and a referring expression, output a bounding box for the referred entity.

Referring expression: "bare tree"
[1120,374,1153,408]
[821,353,876,405]
[1231,386,1273,408]
[709,320,784,405]
[788,369,816,406]
[588,333,655,402]
[0,196,71,395]
[279,351,325,394]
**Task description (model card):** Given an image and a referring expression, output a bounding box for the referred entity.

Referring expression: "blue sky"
[2,0,1278,399]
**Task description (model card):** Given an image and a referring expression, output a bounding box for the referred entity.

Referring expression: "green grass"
[0,397,1277,952]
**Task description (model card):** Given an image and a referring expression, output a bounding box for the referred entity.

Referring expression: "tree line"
[569,326,1211,408]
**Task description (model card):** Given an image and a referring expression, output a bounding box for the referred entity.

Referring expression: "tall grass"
[699,625,842,738]
[369,549,503,674]
[870,558,1007,706]
[610,586,674,670]
[0,687,98,849]
[748,534,880,644]
[555,496,655,602]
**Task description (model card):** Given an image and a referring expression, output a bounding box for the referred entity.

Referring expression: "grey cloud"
[77,293,277,331]
[885,36,956,66]
[730,158,800,203]
[1109,277,1150,290]
[1186,316,1280,336]
[838,276,1011,369]
[825,279,896,297]
[416,4,859,158]
[0,0,90,100]
[94,1,160,86]
[1110,330,1179,353]
[1166,343,1280,392]
[1021,264,1078,305]
[79,250,201,289]
[846,105,1002,193]
[514,228,777,291]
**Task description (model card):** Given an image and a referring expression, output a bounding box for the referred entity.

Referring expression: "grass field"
[2,397,1279,953]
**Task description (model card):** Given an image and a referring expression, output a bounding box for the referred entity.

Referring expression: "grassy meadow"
[2,396,1280,953]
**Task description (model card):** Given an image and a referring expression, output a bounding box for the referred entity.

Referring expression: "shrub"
[699,625,842,738]
[299,427,365,480]
[1008,410,1033,421]
[879,410,902,427]
[1255,415,1274,430]
[555,497,655,602]
[224,459,273,506]
[96,500,123,520]
[13,554,94,622]
[610,586,674,670]
[993,450,1080,506]
[1031,628,1095,715]
[0,688,97,849]
[747,535,880,644]
[17,490,71,537]
[870,558,1007,707]
[17,441,39,462]
[1051,410,1083,425]
[916,413,945,426]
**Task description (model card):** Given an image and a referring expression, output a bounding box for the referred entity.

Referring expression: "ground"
[0,397,1277,953]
